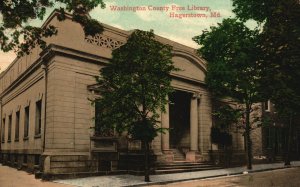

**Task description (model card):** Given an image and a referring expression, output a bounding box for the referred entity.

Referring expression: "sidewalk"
[54,161,300,187]
[0,164,72,187]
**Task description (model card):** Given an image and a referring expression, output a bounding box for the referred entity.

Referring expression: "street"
[151,167,300,187]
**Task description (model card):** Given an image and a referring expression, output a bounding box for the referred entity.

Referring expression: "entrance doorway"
[169,90,192,150]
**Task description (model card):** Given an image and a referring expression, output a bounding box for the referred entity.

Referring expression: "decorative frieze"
[85,34,124,50]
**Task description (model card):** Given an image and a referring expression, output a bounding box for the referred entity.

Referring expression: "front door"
[169,90,191,149]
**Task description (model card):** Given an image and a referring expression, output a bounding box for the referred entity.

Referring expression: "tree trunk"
[144,140,150,182]
[284,115,293,166]
[245,104,252,170]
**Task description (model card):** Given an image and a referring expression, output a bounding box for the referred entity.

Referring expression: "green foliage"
[194,18,263,169]
[128,119,157,142]
[233,0,300,166]
[232,0,278,22]
[232,0,298,23]
[193,18,262,105]
[213,105,242,130]
[94,29,177,142]
[233,0,300,117]
[0,0,105,56]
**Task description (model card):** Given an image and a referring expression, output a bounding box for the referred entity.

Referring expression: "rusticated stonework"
[85,34,124,50]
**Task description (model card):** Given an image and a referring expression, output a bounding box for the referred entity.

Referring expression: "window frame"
[8,114,12,142]
[24,106,30,140]
[15,110,20,141]
[35,100,42,137]
[1,118,5,143]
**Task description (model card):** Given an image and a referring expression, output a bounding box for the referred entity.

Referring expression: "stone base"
[186,151,201,162]
[199,152,210,162]
[0,152,41,172]
[156,150,174,163]
[42,153,97,175]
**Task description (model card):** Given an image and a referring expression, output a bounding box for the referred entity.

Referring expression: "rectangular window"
[35,100,42,136]
[24,106,29,139]
[1,118,5,142]
[15,111,20,141]
[8,115,12,142]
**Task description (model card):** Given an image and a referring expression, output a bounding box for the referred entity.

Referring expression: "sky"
[0,0,235,72]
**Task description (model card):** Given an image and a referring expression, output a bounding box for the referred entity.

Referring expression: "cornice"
[0,58,43,99]
[0,44,109,100]
[170,73,206,87]
[40,44,110,65]
[172,49,207,72]
[0,42,208,103]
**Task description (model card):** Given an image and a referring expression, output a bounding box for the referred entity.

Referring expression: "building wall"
[44,56,100,153]
[0,62,45,171]
[1,66,44,154]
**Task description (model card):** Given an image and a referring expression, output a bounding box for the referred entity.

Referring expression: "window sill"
[23,137,29,141]
[7,140,11,143]
[15,139,19,142]
[34,134,41,139]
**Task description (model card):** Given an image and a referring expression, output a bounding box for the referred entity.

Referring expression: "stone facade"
[0,10,247,176]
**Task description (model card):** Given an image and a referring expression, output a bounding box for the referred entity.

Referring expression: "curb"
[124,165,300,187]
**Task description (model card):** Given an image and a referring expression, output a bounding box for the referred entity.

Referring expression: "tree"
[0,0,105,56]
[232,0,300,166]
[193,18,262,169]
[94,30,177,182]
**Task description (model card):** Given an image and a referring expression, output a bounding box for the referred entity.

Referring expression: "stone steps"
[157,164,218,170]
[171,149,185,161]
[157,161,212,167]
[154,166,222,174]
[155,161,221,175]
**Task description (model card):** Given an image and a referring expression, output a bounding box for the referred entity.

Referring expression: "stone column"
[161,100,170,151]
[160,98,174,162]
[198,92,213,161]
[152,109,162,154]
[190,94,199,151]
[186,93,201,162]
